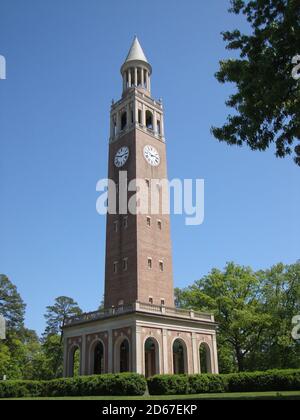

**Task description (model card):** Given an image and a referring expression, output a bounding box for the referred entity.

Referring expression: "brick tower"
[63,38,219,378]
[104,37,174,309]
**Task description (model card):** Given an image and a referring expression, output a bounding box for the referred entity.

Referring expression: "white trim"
[162,329,168,374]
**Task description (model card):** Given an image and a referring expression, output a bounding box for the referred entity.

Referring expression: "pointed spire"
[121,36,152,76]
[124,36,149,64]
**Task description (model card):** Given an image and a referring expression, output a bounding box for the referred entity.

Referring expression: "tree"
[39,296,83,379]
[212,0,300,165]
[0,275,26,329]
[28,335,65,380]
[255,262,300,370]
[44,296,82,337]
[176,263,271,372]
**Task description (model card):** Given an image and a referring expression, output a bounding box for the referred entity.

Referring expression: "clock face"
[143,145,160,167]
[114,146,129,168]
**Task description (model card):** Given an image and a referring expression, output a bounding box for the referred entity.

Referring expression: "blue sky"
[0,0,299,335]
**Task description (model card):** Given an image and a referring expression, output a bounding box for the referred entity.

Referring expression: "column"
[141,67,144,88]
[123,74,126,92]
[134,99,138,126]
[63,337,68,377]
[161,114,165,139]
[162,329,169,374]
[126,103,130,128]
[128,69,132,88]
[192,333,199,374]
[212,334,219,374]
[153,110,157,134]
[148,73,151,93]
[134,67,138,87]
[142,103,146,127]
[116,111,120,135]
[108,329,113,373]
[81,334,86,375]
[145,72,149,91]
[135,326,143,374]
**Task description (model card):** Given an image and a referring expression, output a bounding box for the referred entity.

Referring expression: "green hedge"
[226,369,300,393]
[147,370,300,396]
[0,374,147,399]
[1,370,300,398]
[147,374,227,395]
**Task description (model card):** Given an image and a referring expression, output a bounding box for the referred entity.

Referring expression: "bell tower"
[63,38,219,379]
[104,37,174,309]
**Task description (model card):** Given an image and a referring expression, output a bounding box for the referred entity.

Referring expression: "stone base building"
[63,303,218,377]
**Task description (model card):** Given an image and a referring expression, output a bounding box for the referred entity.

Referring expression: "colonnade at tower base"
[63,303,219,378]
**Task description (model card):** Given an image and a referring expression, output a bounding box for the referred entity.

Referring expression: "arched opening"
[120,339,130,373]
[144,338,159,378]
[199,343,212,374]
[121,111,127,131]
[70,346,81,377]
[93,341,104,375]
[146,110,153,130]
[173,339,187,374]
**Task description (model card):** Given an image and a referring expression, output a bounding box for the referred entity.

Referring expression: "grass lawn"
[3,391,300,400]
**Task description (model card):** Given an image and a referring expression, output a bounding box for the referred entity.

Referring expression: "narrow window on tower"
[113,116,117,137]
[138,110,142,125]
[146,110,153,130]
[121,111,127,131]
[159,261,164,272]
[118,299,124,307]
[145,179,150,188]
[113,261,119,274]
[149,297,154,305]
[157,120,161,136]
[161,299,165,306]
[147,217,151,227]
[123,216,128,229]
[123,258,128,272]
[114,221,118,233]
[157,220,162,230]
[148,258,152,270]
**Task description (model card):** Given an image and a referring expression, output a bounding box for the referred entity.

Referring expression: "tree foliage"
[176,261,300,373]
[212,0,300,165]
[0,276,83,380]
[0,275,26,330]
[44,296,82,337]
